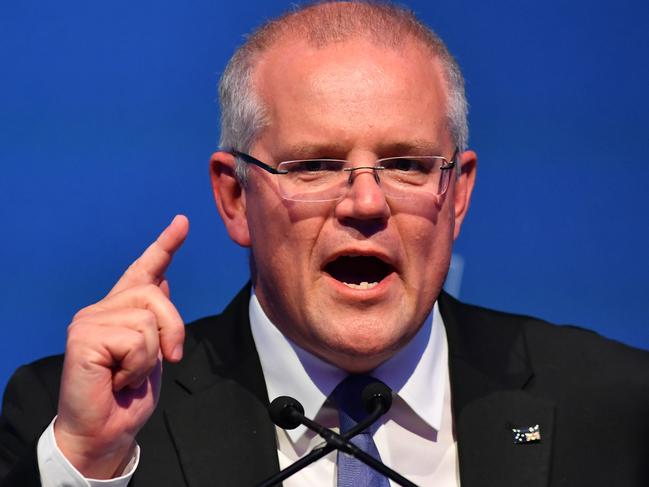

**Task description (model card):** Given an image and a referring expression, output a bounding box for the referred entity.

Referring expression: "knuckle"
[121,345,146,373]
[66,321,78,335]
[131,331,158,361]
[132,346,157,372]
[133,283,164,304]
[66,320,85,338]
[131,331,148,350]
[65,324,92,352]
[138,308,158,327]
[160,317,184,336]
[142,283,161,295]
[72,304,96,321]
[128,265,151,283]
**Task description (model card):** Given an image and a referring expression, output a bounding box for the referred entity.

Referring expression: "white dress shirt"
[249,291,460,487]
[36,291,460,486]
[37,417,139,486]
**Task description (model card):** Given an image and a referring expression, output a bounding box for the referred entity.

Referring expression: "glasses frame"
[224,147,459,200]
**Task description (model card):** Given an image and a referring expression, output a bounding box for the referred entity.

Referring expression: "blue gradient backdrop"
[2,0,648,392]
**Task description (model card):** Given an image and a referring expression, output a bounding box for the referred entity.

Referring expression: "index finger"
[109,215,189,296]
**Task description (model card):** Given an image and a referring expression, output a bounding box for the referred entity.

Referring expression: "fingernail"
[172,344,183,361]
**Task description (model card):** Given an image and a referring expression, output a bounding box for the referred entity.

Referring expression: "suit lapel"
[160,286,280,487]
[439,292,555,487]
[164,377,278,486]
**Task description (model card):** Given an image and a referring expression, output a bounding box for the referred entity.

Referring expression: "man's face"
[213,37,475,372]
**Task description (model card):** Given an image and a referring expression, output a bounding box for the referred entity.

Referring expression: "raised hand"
[54,215,189,479]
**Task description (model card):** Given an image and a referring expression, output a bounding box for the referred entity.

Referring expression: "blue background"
[1,0,648,393]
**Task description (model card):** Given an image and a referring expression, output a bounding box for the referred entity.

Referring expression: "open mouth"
[323,255,394,290]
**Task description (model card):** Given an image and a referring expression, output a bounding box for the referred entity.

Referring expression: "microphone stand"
[257,402,418,487]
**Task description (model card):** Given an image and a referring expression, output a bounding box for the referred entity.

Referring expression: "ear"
[452,150,477,240]
[210,151,251,247]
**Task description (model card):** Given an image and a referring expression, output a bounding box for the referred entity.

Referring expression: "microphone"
[270,380,392,433]
[257,381,418,487]
[268,396,305,430]
[362,381,393,416]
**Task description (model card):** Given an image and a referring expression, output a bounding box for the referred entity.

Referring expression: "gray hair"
[218,1,469,184]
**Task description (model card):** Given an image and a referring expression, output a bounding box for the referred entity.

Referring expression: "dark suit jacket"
[1,286,649,486]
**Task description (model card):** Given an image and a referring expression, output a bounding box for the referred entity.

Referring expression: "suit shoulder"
[178,285,253,365]
[460,297,649,389]
[442,292,648,359]
[439,292,549,335]
[3,355,64,404]
[522,316,649,379]
[441,291,649,384]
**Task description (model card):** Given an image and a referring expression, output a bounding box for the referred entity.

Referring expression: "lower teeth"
[343,281,378,290]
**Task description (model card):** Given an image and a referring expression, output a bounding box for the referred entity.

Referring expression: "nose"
[334,167,390,221]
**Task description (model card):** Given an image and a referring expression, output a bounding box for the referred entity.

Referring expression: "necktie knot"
[332,375,377,433]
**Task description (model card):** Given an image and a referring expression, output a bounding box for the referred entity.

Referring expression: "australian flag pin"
[512,424,541,444]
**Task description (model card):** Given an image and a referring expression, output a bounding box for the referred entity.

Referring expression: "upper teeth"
[343,281,378,290]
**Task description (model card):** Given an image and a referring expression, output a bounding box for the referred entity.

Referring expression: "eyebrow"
[282,143,350,159]
[378,140,443,156]
[280,140,443,159]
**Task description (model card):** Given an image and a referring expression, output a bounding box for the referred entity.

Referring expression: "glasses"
[227,148,458,202]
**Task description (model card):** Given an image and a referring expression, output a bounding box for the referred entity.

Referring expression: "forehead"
[252,36,452,154]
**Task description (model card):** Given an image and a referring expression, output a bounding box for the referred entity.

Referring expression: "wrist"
[53,419,137,480]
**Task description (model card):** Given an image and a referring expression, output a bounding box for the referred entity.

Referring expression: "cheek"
[248,200,328,279]
[398,210,454,281]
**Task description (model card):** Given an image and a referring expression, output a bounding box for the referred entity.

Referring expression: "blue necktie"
[333,375,390,487]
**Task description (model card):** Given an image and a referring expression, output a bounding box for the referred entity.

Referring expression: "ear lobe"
[452,150,477,240]
[210,151,251,247]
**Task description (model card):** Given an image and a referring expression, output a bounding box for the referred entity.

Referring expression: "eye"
[383,157,430,173]
[292,159,342,172]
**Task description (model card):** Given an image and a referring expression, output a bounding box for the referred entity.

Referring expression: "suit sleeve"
[0,359,62,486]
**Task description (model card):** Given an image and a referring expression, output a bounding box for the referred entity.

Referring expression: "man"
[1,1,648,486]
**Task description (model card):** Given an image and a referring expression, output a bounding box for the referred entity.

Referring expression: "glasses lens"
[275,156,452,201]
[277,159,347,201]
[379,156,448,198]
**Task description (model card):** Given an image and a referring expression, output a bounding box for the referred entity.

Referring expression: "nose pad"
[345,166,382,185]
[345,167,384,201]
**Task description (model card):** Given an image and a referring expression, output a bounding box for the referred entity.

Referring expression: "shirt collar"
[249,289,448,442]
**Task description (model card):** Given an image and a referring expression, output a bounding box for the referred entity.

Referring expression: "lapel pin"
[512,424,541,444]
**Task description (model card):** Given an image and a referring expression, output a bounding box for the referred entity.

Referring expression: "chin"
[315,323,407,369]
[324,346,395,373]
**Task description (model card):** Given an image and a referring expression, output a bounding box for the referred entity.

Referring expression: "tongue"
[325,256,389,285]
